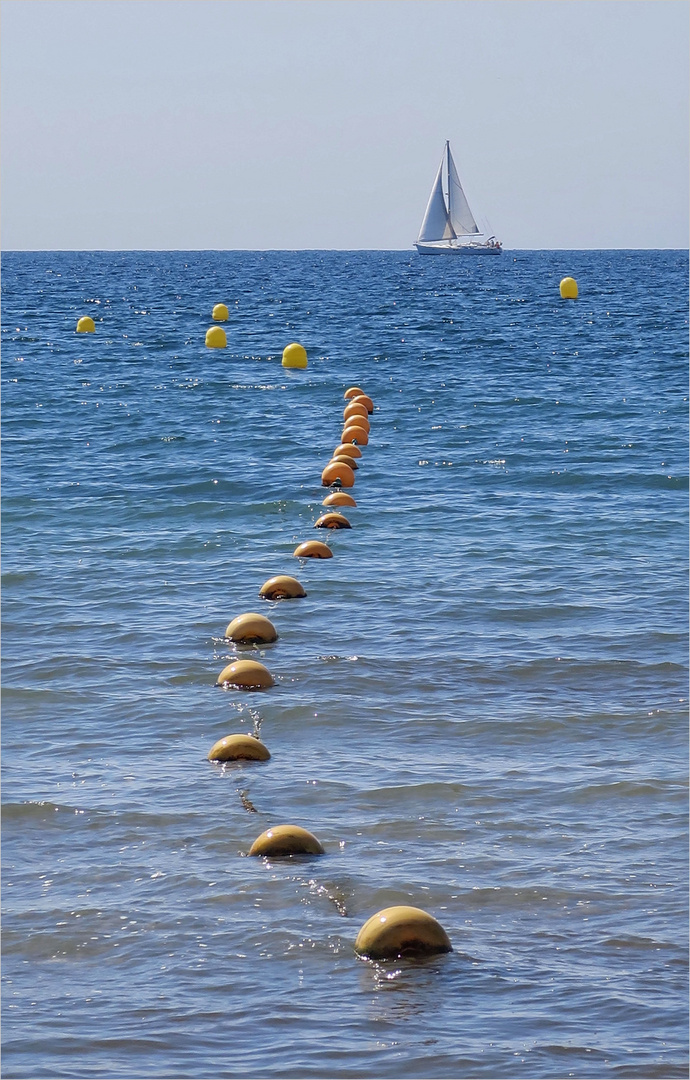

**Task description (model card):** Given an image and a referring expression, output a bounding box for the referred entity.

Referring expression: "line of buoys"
[204,373,450,960]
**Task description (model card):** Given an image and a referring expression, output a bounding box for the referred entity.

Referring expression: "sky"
[1,0,688,250]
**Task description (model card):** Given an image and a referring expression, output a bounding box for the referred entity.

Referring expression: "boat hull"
[415,242,502,255]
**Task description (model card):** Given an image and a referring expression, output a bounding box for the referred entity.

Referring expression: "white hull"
[415,241,502,255]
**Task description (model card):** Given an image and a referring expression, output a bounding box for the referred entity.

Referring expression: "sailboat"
[415,141,502,254]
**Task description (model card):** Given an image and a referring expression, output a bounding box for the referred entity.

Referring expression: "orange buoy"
[329,453,358,470]
[259,575,306,600]
[207,734,270,761]
[314,512,351,529]
[249,824,324,857]
[351,393,374,414]
[293,540,333,558]
[343,401,369,423]
[341,424,369,446]
[321,461,355,487]
[323,490,357,508]
[344,386,366,400]
[343,411,370,433]
[225,612,278,643]
[216,659,274,689]
[333,442,361,459]
[354,906,452,960]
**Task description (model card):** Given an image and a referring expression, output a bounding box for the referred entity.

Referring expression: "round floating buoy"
[334,442,362,459]
[282,342,308,369]
[225,612,278,643]
[206,326,227,349]
[216,659,274,689]
[354,906,452,960]
[321,461,355,488]
[293,540,332,559]
[344,401,369,423]
[351,393,374,414]
[259,575,306,600]
[559,277,578,299]
[329,453,358,470]
[212,303,229,321]
[344,386,366,400]
[341,424,369,447]
[76,316,95,333]
[314,512,351,530]
[323,490,357,508]
[207,733,270,761]
[249,824,324,857]
[343,411,370,434]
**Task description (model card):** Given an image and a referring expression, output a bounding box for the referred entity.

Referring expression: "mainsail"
[416,142,480,243]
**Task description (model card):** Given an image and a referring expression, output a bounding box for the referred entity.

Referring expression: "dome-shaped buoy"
[216,659,274,689]
[334,442,362,459]
[329,453,358,470]
[225,612,278,643]
[354,906,452,960]
[293,540,332,559]
[351,393,374,414]
[249,824,324,857]
[321,461,355,488]
[206,326,227,348]
[282,342,308,369]
[323,490,357,508]
[343,411,370,433]
[314,512,351,529]
[344,386,366,400]
[343,401,369,423]
[559,277,578,299]
[259,575,306,600]
[212,303,229,321]
[76,316,95,333]
[341,424,369,447]
[208,733,270,761]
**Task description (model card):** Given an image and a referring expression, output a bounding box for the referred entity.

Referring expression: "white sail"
[447,145,479,235]
[417,158,455,243]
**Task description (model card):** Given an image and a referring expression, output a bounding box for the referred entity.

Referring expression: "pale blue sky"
[2,0,688,249]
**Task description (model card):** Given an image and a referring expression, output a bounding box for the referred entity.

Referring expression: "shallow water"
[2,249,688,1079]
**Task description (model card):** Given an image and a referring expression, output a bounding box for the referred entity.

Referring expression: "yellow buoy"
[334,442,362,459]
[206,326,227,348]
[314,512,351,530]
[341,424,369,446]
[293,540,332,559]
[344,386,366,400]
[282,342,308,369]
[329,453,358,470]
[76,316,95,333]
[351,393,374,414]
[225,612,278,643]
[259,575,306,600]
[323,491,357,508]
[216,659,274,689]
[343,401,369,423]
[249,824,324,856]
[212,303,229,321]
[559,277,578,299]
[207,733,270,761]
[354,906,452,960]
[321,461,355,488]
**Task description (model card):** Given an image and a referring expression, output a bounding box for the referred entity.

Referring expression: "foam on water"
[2,250,688,1078]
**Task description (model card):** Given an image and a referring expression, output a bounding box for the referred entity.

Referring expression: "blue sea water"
[1,249,688,1080]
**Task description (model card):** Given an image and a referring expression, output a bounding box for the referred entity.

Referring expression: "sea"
[2,249,688,1080]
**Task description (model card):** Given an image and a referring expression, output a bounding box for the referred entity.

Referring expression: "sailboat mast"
[445,141,451,216]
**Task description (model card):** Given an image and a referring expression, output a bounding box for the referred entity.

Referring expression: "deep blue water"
[2,249,688,1079]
